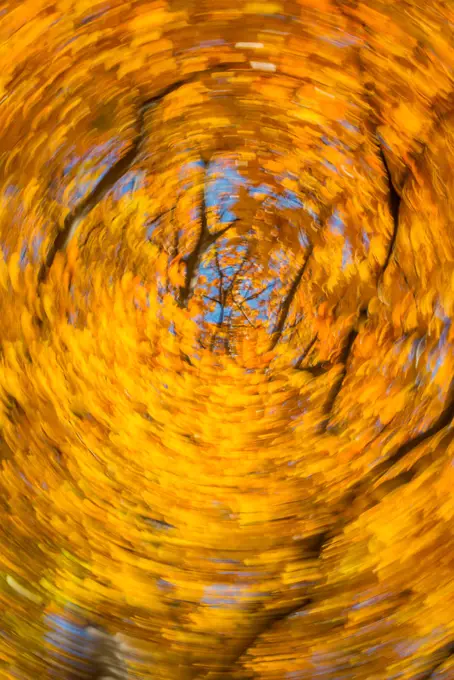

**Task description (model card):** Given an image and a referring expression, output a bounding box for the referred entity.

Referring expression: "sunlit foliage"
[0,0,454,678]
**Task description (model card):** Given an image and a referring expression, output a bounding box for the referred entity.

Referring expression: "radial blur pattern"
[1,1,454,679]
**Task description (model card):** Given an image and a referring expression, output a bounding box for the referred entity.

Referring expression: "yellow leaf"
[168,258,186,288]
[244,2,283,13]
[8,252,21,292]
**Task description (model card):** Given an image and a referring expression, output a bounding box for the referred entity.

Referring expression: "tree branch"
[223,249,256,332]
[206,220,238,246]
[145,209,173,244]
[378,141,401,281]
[38,142,141,284]
[179,182,237,307]
[319,309,368,433]
[38,63,245,285]
[374,376,454,483]
[243,282,274,304]
[179,160,210,306]
[197,532,330,680]
[325,379,454,553]
[210,249,226,351]
[419,642,454,680]
[294,334,318,370]
[232,295,256,328]
[269,247,313,350]
[203,294,222,305]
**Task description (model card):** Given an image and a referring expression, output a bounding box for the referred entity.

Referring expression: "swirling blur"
[0,1,454,679]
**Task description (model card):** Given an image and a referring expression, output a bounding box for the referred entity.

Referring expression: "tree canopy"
[0,0,454,678]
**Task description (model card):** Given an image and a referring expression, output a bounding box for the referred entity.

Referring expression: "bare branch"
[319,309,367,433]
[223,309,233,355]
[207,219,238,246]
[171,215,179,257]
[179,173,238,308]
[210,248,226,351]
[232,295,256,328]
[179,159,210,307]
[228,247,250,296]
[243,281,274,304]
[269,246,313,350]
[377,141,401,283]
[294,334,318,369]
[203,294,221,305]
[145,208,173,243]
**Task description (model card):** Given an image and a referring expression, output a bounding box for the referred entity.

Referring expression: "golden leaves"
[128,8,184,34]
[0,0,454,678]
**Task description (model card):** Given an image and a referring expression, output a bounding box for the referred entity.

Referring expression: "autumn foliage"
[0,0,454,678]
